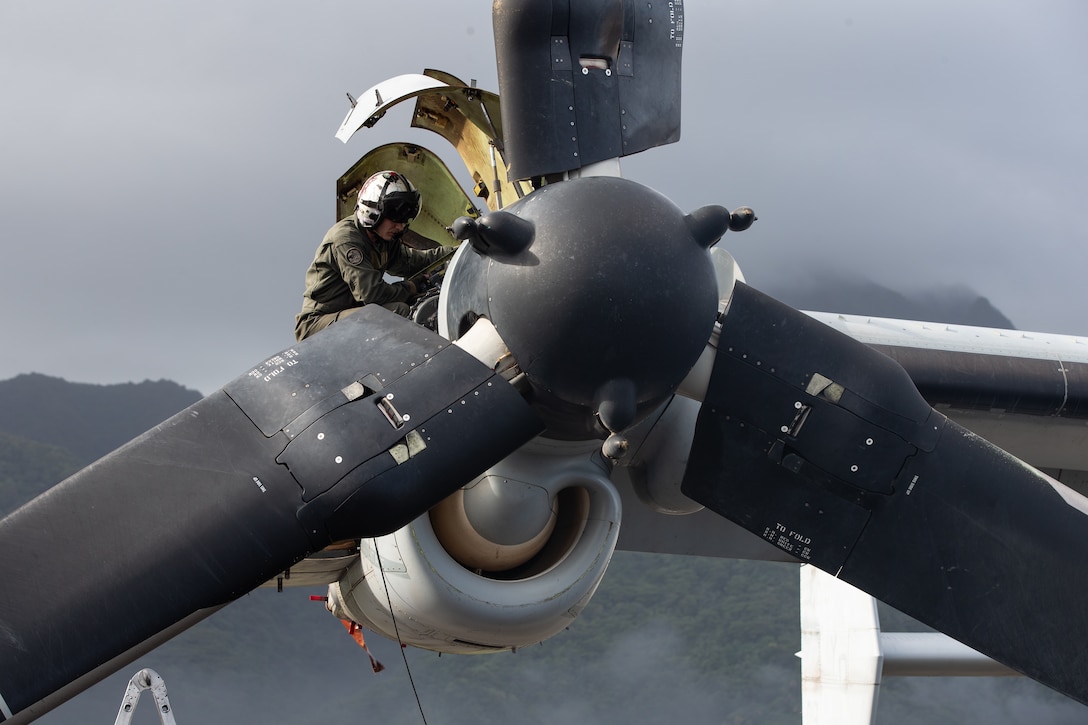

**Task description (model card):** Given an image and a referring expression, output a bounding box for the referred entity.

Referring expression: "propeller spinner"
[443,176,747,444]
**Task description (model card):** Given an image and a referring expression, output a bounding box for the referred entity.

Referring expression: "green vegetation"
[0,373,201,465]
[0,431,83,517]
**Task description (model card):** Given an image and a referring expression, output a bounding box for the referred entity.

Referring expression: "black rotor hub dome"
[444,176,720,439]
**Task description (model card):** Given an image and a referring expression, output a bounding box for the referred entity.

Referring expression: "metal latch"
[376,393,408,429]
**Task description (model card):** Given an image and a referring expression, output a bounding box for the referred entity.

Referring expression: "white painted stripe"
[0,687,13,720]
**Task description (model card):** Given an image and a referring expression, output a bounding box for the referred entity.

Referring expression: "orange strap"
[340,619,385,673]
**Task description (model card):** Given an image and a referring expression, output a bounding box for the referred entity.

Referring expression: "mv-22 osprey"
[3,1,1088,723]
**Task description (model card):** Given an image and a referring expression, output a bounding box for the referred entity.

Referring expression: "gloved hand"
[415,272,441,295]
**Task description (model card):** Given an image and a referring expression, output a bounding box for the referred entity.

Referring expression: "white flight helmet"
[355,171,422,228]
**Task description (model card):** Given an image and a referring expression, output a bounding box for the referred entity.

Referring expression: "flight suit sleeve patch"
[345,246,364,266]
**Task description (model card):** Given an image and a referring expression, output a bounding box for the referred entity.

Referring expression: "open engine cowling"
[326,438,621,653]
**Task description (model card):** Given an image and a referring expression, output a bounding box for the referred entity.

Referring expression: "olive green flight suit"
[295,217,445,341]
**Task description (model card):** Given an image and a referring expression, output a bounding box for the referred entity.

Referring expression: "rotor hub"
[444,176,723,439]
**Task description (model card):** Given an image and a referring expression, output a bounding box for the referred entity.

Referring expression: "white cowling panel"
[326,439,622,653]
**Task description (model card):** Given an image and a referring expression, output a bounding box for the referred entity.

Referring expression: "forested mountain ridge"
[0,430,83,518]
[0,375,201,517]
[0,373,201,465]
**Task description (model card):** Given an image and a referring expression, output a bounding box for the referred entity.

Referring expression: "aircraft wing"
[811,311,1088,476]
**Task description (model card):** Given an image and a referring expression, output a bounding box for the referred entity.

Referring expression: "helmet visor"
[383,190,421,224]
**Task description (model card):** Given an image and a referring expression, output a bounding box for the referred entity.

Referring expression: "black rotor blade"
[0,306,541,724]
[493,0,683,180]
[681,282,1088,705]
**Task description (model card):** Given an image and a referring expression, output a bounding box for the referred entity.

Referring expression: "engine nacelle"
[326,438,621,653]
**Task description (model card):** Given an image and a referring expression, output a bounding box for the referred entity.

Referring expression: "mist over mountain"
[762,275,1016,330]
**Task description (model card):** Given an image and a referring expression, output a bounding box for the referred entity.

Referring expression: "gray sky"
[1,0,1086,395]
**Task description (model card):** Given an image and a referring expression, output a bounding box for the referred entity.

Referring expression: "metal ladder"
[114,669,177,725]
